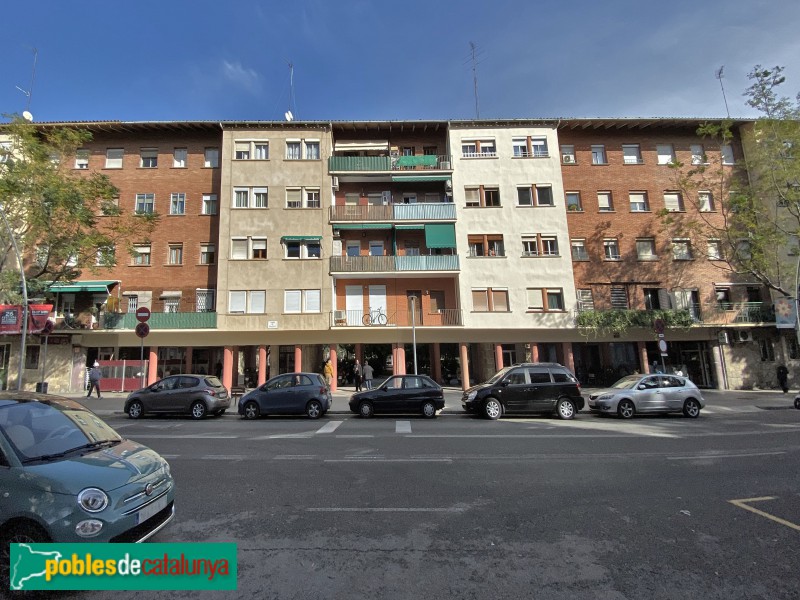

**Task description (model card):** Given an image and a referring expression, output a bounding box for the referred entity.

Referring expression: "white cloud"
[221,60,262,94]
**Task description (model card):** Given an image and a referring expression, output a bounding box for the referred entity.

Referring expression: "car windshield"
[0,400,121,463]
[609,375,645,390]
[486,367,513,384]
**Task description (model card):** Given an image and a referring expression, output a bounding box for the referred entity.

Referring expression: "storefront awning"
[424,223,457,248]
[334,140,389,152]
[333,224,392,230]
[391,175,452,182]
[281,235,323,241]
[48,280,117,293]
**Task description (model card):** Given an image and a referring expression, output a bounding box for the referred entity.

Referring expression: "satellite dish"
[22,111,33,122]
[284,111,293,122]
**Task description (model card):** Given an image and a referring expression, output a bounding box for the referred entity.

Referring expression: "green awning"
[395,224,424,230]
[48,280,117,293]
[391,175,452,182]
[424,223,457,248]
[333,224,392,230]
[281,235,322,241]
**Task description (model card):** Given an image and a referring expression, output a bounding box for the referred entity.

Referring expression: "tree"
[0,116,158,302]
[663,66,800,298]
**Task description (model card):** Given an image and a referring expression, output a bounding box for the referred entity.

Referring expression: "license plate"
[136,495,169,525]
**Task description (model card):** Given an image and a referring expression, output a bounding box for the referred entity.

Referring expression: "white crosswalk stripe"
[316,421,343,434]
[396,421,412,434]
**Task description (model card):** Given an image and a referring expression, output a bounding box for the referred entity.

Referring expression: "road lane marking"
[307,507,465,513]
[325,458,452,463]
[251,433,315,439]
[536,420,680,438]
[728,497,800,532]
[667,451,786,460]
[335,434,374,438]
[274,455,317,460]
[316,421,343,434]
[396,421,412,434]
[201,455,246,460]
[127,434,238,439]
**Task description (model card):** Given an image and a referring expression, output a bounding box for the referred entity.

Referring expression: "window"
[643,288,662,311]
[249,290,266,313]
[657,144,675,165]
[736,239,752,260]
[591,145,606,165]
[566,192,582,211]
[200,244,215,265]
[75,149,89,169]
[231,238,248,260]
[571,239,588,260]
[284,289,321,313]
[231,237,268,260]
[96,246,115,266]
[698,191,714,212]
[202,194,218,215]
[622,144,642,164]
[133,244,151,266]
[577,289,594,311]
[636,238,657,260]
[716,287,731,307]
[305,189,321,208]
[721,144,734,165]
[691,144,705,165]
[25,345,40,370]
[484,187,500,207]
[234,141,251,160]
[707,240,722,260]
[541,236,559,256]
[404,241,420,256]
[672,239,693,260]
[284,239,321,259]
[305,141,320,160]
[173,148,187,168]
[512,137,548,157]
[465,188,480,208]
[598,192,613,211]
[611,287,629,309]
[286,141,301,160]
[105,148,123,169]
[135,193,155,214]
[0,141,11,163]
[164,298,179,313]
[253,188,268,208]
[535,186,553,206]
[517,187,532,206]
[254,143,269,160]
[561,145,576,164]
[513,138,528,157]
[170,193,186,215]
[286,189,301,208]
[526,288,565,311]
[663,192,684,212]
[204,147,219,168]
[196,289,215,312]
[233,186,269,209]
[369,241,384,256]
[140,149,158,168]
[168,243,183,265]
[629,192,649,212]
[229,291,246,313]
[468,235,504,257]
[251,238,267,259]
[760,338,775,362]
[604,238,621,260]
[522,236,538,257]
[531,137,548,157]
[234,188,249,208]
[471,288,509,312]
[126,295,138,313]
[516,186,551,207]
[461,139,496,157]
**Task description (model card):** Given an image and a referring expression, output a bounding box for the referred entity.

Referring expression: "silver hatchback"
[588,374,705,419]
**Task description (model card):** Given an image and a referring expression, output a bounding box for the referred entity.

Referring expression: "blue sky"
[2,0,799,123]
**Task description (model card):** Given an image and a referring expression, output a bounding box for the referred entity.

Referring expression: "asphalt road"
[55,391,800,599]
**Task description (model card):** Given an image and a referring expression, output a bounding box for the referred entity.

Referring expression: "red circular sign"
[135,322,150,338]
[135,307,151,322]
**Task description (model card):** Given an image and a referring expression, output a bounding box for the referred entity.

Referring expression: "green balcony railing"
[103,312,217,330]
[329,203,457,222]
[330,255,459,273]
[328,155,452,173]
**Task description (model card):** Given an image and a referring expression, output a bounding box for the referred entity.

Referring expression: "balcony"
[700,302,775,324]
[329,155,452,173]
[330,203,457,222]
[331,308,463,327]
[330,255,459,273]
[103,312,217,330]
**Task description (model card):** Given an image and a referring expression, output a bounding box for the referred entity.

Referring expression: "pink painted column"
[257,345,267,385]
[222,346,234,391]
[638,341,650,374]
[431,343,442,383]
[391,344,399,375]
[459,342,470,391]
[294,345,302,372]
[184,347,193,374]
[396,345,406,375]
[562,342,575,372]
[530,343,539,362]
[147,346,159,385]
[329,344,338,392]
[495,343,504,371]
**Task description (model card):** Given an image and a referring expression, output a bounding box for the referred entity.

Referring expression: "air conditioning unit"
[333,310,346,322]
[440,161,451,170]
[562,155,575,164]
[331,176,339,191]
[737,330,753,343]
[717,331,730,345]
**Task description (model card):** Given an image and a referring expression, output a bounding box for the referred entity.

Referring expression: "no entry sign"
[135,307,151,322]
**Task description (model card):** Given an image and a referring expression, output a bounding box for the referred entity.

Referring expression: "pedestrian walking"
[354,359,363,391]
[87,361,103,398]
[323,358,334,387]
[362,361,374,390]
[776,364,789,393]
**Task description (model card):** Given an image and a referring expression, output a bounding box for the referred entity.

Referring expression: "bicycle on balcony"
[362,306,388,326]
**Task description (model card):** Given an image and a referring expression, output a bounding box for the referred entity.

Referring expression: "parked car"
[0,392,175,590]
[588,374,705,418]
[125,374,230,419]
[238,372,331,419]
[349,374,445,418]
[462,363,584,420]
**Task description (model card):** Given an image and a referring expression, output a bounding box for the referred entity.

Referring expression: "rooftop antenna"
[286,60,296,121]
[469,42,481,119]
[15,47,38,115]
[715,65,730,118]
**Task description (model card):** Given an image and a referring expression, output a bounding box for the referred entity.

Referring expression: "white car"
[588,374,705,419]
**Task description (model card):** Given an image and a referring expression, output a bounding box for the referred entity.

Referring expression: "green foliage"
[576,309,695,337]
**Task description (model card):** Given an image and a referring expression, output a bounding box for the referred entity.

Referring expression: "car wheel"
[127,399,144,419]
[556,398,576,420]
[422,400,437,418]
[483,398,502,420]
[617,399,635,419]
[243,401,260,420]
[190,400,207,419]
[306,400,323,419]
[359,401,374,418]
[1,521,50,591]
[683,398,701,418]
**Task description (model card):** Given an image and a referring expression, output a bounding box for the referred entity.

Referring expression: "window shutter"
[249,291,266,313]
[305,290,321,312]
[285,290,301,313]
[229,291,246,313]
[231,239,248,260]
[664,193,681,212]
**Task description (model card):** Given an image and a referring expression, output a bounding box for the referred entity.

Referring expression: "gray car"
[125,374,230,419]
[588,374,705,419]
[238,372,331,419]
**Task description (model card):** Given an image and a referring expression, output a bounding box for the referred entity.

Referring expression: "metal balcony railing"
[102,311,217,330]
[330,203,456,222]
[573,302,775,327]
[328,155,452,172]
[330,308,462,327]
[330,255,459,273]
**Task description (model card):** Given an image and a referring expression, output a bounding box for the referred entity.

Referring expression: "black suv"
[462,363,584,420]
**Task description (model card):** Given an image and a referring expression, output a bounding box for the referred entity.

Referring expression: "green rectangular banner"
[9,543,237,591]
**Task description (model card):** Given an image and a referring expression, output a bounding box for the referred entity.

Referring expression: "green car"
[0,392,175,588]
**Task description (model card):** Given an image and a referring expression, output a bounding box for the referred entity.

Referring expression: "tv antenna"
[465,42,484,119]
[15,47,38,115]
[715,65,730,118]
[286,60,297,121]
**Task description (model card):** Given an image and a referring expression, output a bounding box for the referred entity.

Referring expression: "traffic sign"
[658,339,668,353]
[135,322,150,338]
[135,307,151,323]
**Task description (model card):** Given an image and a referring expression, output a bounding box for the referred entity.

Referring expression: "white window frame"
[133,244,151,266]
[75,149,89,169]
[663,192,684,212]
[233,188,250,208]
[231,238,248,260]
[249,290,266,313]
[707,240,722,261]
[598,191,613,211]
[698,191,714,212]
[604,238,621,260]
[286,140,301,160]
[140,148,158,169]
[521,235,538,257]
[622,144,642,164]
[721,144,734,165]
[690,144,705,165]
[305,140,320,160]
[135,193,155,214]
[656,144,675,165]
[526,288,545,311]
[204,147,219,168]
[571,239,588,261]
[540,236,559,256]
[254,142,270,160]
[200,243,215,265]
[672,239,693,260]
[229,291,247,313]
[629,192,649,212]
[591,145,606,165]
[173,148,187,168]
[517,187,533,206]
[560,145,576,163]
[566,192,582,211]
[234,141,251,160]
[636,239,657,261]
[164,298,180,313]
[535,185,553,206]
[105,148,123,169]
[168,243,183,265]
[253,187,268,208]
[202,194,218,215]
[170,192,186,215]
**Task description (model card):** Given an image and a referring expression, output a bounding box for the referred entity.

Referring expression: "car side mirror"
[638,384,646,390]
[501,380,510,387]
